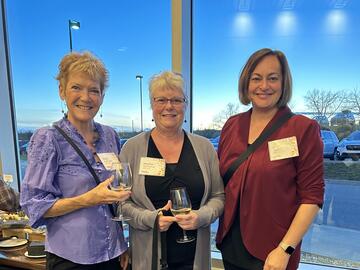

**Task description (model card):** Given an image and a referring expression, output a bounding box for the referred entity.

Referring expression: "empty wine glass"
[170,187,196,243]
[109,162,132,222]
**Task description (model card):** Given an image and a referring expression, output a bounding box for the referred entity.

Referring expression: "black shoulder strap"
[53,124,116,217]
[54,125,100,184]
[152,214,168,270]
[152,215,159,270]
[223,112,294,187]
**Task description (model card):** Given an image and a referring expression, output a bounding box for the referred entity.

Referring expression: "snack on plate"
[0,211,29,222]
[27,241,45,256]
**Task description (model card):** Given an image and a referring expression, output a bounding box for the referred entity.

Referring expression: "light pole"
[68,20,80,52]
[136,75,144,131]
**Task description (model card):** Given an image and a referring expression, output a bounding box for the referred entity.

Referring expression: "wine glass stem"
[117,202,123,219]
[182,230,189,241]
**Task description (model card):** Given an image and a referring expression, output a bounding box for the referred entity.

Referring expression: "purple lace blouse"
[20,118,127,264]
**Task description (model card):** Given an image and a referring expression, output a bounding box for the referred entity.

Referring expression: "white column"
[172,0,192,132]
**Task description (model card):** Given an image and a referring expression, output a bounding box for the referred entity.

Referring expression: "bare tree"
[303,89,346,118]
[344,88,360,116]
[212,103,240,130]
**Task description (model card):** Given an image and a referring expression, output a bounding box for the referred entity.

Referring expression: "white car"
[335,130,360,161]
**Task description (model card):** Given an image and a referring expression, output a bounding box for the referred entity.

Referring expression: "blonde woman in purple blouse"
[20,51,130,270]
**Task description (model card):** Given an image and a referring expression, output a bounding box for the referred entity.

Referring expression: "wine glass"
[170,187,196,243]
[109,162,132,222]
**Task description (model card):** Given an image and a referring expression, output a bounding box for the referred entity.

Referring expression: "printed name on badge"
[97,153,120,170]
[268,136,299,161]
[139,157,166,177]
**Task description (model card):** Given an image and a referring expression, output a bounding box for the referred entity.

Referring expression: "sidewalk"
[211,222,360,269]
[302,223,360,263]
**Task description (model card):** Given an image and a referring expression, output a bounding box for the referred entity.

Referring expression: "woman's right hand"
[43,176,131,218]
[87,176,131,206]
[158,200,176,232]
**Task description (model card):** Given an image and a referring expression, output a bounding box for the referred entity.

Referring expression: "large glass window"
[194,0,360,268]
[6,0,171,179]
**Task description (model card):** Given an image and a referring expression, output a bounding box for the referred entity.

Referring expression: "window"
[5,0,171,180]
[2,0,359,268]
[194,0,360,268]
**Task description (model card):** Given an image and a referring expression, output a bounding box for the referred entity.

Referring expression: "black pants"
[223,260,250,270]
[46,252,120,270]
[167,262,193,270]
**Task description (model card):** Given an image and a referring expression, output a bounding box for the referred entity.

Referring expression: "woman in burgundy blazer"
[216,48,324,270]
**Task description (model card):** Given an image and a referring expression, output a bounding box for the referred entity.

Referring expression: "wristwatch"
[279,242,295,255]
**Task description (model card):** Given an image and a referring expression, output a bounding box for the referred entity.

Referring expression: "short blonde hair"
[148,71,187,104]
[56,51,109,93]
[238,48,292,107]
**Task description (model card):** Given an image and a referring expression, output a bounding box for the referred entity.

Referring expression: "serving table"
[0,228,45,270]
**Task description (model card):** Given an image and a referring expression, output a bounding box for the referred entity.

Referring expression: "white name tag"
[3,174,13,184]
[97,153,120,170]
[139,157,166,177]
[268,136,299,161]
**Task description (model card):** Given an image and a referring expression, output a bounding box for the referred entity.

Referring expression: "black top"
[145,133,205,265]
[219,204,264,269]
[219,142,264,269]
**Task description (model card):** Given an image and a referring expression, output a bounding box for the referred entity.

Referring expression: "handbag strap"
[53,124,116,217]
[223,112,294,187]
[152,214,168,270]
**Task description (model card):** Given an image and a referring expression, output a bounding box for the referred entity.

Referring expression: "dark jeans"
[46,252,120,270]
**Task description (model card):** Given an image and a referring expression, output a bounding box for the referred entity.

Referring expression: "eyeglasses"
[153,97,186,106]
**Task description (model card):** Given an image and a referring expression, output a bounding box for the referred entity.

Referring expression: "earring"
[151,119,154,122]
[61,101,67,116]
[184,119,187,123]
[99,107,103,118]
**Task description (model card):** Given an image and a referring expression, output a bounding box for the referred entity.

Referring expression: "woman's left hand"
[120,250,129,270]
[263,246,290,270]
[175,211,199,230]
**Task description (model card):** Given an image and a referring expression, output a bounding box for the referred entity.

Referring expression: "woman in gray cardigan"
[120,71,224,270]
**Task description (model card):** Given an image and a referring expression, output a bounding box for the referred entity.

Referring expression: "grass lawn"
[324,161,360,181]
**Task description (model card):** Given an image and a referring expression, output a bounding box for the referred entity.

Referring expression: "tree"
[193,129,220,139]
[18,131,33,141]
[303,89,346,119]
[212,103,240,130]
[344,88,360,116]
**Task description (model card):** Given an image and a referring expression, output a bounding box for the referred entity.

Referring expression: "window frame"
[0,0,21,191]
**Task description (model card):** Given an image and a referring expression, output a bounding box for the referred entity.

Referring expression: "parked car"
[19,142,29,155]
[335,130,360,161]
[209,136,220,151]
[321,130,339,160]
[331,111,355,127]
[120,138,128,149]
[313,115,329,127]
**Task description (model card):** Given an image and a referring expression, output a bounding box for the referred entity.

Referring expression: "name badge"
[3,174,13,184]
[97,153,120,170]
[268,136,299,161]
[139,157,166,177]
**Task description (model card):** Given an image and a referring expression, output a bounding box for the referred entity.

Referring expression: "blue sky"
[6,0,360,130]
[7,0,171,130]
[193,0,360,128]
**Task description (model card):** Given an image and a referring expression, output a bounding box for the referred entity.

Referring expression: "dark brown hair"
[238,48,292,107]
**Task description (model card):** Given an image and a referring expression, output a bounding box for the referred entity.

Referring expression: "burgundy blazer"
[216,107,325,270]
